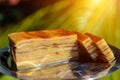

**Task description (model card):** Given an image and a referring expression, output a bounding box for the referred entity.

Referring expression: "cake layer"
[75,32,98,61]
[16,47,78,60]
[15,43,78,53]
[16,47,79,62]
[17,50,79,71]
[85,33,115,63]
[15,43,79,71]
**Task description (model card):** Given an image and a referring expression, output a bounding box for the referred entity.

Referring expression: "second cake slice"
[75,32,98,62]
[85,33,115,63]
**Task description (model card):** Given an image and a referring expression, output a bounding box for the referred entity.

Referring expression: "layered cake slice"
[8,29,79,71]
[75,32,98,62]
[85,33,115,63]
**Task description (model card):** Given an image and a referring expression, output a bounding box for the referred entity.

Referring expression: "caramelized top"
[85,33,102,42]
[8,29,76,45]
[75,32,89,41]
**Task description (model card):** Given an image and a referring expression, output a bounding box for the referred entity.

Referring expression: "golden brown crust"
[74,32,88,41]
[85,33,102,42]
[8,29,76,45]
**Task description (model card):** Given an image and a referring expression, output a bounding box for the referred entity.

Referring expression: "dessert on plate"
[8,29,115,79]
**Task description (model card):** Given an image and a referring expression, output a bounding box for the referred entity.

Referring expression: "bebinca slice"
[8,29,79,71]
[85,33,115,63]
[75,32,99,62]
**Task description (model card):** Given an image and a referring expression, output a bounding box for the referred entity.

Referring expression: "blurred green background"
[0,0,120,80]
